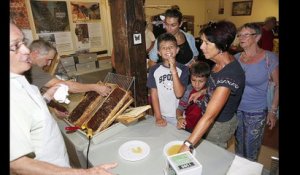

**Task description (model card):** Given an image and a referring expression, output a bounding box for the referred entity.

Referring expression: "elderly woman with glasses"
[179,21,245,152]
[234,23,279,161]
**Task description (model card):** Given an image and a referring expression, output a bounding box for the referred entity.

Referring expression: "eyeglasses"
[10,39,28,53]
[236,33,257,38]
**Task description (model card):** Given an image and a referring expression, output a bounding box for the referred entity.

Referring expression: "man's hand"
[53,109,69,119]
[95,85,112,96]
[43,85,60,102]
[87,162,118,175]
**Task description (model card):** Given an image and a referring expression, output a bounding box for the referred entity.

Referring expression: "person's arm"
[179,86,231,152]
[10,156,117,175]
[44,78,111,96]
[146,32,156,53]
[148,40,159,67]
[185,56,198,68]
[146,41,155,54]
[41,84,63,103]
[150,88,167,127]
[176,109,186,129]
[176,88,190,129]
[169,58,185,98]
[188,88,206,103]
[267,66,279,129]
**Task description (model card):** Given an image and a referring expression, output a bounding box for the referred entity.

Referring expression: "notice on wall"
[88,23,104,50]
[55,32,74,53]
[30,1,70,33]
[38,32,74,54]
[71,2,101,22]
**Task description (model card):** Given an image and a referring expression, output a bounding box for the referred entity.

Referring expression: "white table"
[83,116,235,175]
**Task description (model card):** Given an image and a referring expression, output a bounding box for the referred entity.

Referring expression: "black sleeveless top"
[176,35,193,64]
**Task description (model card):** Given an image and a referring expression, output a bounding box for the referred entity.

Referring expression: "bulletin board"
[11,0,113,56]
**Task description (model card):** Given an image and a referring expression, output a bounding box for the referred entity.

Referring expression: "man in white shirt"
[10,20,117,175]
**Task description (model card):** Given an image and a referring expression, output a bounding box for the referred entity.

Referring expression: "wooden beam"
[109,0,148,106]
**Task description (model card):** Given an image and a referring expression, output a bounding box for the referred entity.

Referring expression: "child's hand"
[166,53,176,70]
[177,118,186,129]
[156,118,167,127]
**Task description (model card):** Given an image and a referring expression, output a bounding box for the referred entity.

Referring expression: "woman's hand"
[188,88,206,103]
[179,144,190,153]
[266,112,277,130]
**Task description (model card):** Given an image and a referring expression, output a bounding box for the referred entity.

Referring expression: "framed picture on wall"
[232,1,253,16]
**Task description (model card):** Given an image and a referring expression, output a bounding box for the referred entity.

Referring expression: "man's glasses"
[236,33,257,38]
[10,39,28,53]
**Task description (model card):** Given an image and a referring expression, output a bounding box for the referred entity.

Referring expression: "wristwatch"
[183,140,194,150]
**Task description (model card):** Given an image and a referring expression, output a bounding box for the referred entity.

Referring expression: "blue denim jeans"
[235,110,267,161]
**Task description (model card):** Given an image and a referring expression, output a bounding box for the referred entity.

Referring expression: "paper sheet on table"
[226,155,263,175]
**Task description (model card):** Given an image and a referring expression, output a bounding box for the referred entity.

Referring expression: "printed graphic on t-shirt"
[159,73,173,91]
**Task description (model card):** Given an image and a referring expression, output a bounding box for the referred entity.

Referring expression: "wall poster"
[30,1,70,33]
[71,2,101,22]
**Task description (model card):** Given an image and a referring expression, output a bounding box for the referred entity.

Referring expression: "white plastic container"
[163,141,200,175]
[166,151,202,175]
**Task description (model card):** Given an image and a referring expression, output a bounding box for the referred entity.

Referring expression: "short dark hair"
[190,61,210,78]
[157,33,177,50]
[265,16,277,24]
[238,22,262,35]
[29,39,57,55]
[165,8,182,24]
[200,20,236,52]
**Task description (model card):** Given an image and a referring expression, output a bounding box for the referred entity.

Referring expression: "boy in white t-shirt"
[147,33,189,126]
